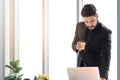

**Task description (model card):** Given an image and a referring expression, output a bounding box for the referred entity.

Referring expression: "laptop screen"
[67,67,100,80]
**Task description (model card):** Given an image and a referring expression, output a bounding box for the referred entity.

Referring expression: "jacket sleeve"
[72,22,86,52]
[100,29,112,78]
[72,23,79,52]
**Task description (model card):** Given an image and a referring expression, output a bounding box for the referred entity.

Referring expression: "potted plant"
[5,60,23,80]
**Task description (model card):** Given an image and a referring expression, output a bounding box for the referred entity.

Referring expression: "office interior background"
[0,0,117,80]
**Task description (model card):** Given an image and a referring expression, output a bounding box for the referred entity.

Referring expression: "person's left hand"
[76,41,86,51]
[100,77,106,80]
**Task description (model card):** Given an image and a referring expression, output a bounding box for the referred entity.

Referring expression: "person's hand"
[100,77,106,80]
[76,41,86,52]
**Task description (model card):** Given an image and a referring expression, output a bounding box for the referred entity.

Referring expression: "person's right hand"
[76,41,86,52]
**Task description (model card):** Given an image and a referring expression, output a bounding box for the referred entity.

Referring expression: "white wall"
[4,0,10,76]
[49,0,77,80]
[19,0,43,79]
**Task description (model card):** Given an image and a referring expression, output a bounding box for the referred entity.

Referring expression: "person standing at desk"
[72,4,112,80]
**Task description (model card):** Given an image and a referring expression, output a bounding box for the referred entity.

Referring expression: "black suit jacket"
[72,22,112,78]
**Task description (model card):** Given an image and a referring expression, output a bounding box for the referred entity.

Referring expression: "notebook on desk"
[67,67,100,80]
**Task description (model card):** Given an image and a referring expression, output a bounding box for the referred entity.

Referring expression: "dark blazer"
[72,22,112,78]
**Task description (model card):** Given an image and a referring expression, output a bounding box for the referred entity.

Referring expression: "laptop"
[67,67,100,80]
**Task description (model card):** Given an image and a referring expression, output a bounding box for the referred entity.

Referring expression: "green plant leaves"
[15,67,22,73]
[10,60,19,68]
[5,60,23,80]
[5,65,15,72]
[18,74,24,78]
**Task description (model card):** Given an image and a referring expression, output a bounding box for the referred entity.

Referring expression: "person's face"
[83,14,98,30]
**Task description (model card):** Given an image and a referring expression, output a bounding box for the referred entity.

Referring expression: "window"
[19,0,43,79]
[49,0,77,80]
